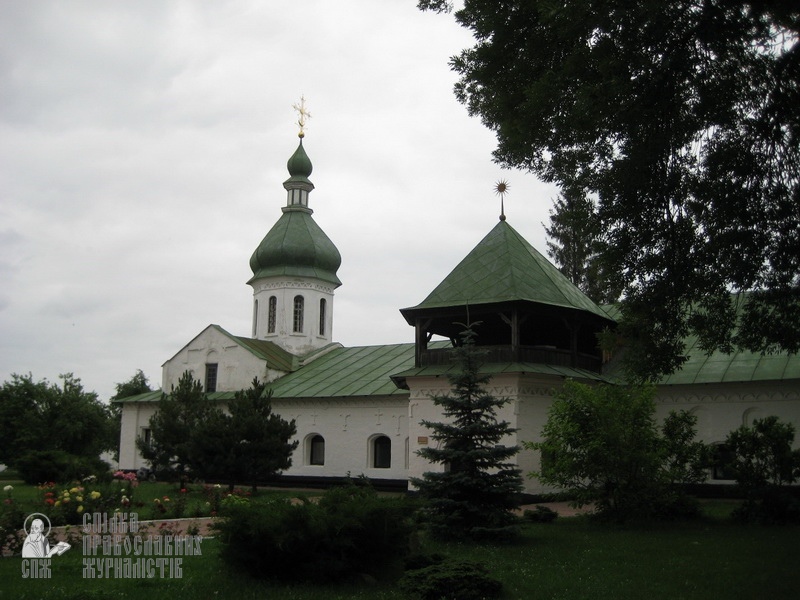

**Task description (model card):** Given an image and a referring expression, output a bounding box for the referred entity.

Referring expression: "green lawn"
[2,483,798,599]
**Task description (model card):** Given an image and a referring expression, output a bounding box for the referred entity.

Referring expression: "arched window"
[267,296,277,334]
[319,298,327,336]
[293,295,304,333]
[309,435,325,466]
[373,435,391,469]
[252,300,258,337]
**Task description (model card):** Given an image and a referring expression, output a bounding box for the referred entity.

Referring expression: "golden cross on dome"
[292,95,312,138]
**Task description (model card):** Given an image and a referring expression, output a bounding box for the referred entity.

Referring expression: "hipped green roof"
[401,220,611,321]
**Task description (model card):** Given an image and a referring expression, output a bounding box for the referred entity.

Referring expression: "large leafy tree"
[528,381,708,521]
[544,187,622,305]
[420,0,800,378]
[0,373,116,482]
[411,326,523,540]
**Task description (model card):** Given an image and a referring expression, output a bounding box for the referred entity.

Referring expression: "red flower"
[45,498,54,506]
[180,488,187,494]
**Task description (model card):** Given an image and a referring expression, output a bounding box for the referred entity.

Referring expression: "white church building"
[116,134,800,494]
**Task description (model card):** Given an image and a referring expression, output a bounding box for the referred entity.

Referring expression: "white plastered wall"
[250,277,335,355]
[405,373,561,495]
[654,380,800,447]
[161,325,284,393]
[275,396,410,481]
[118,401,159,471]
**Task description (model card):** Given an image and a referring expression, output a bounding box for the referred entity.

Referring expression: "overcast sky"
[0,0,560,400]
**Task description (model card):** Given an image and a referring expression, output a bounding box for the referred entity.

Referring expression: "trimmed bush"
[215,481,417,583]
[400,559,503,600]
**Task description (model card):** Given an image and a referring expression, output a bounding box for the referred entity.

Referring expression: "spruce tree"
[411,325,523,540]
[137,370,211,479]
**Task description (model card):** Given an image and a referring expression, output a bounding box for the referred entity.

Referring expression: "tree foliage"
[194,379,298,492]
[138,373,297,488]
[0,373,116,482]
[420,0,800,379]
[724,416,800,523]
[217,481,416,583]
[136,371,211,478]
[411,326,523,540]
[110,369,152,401]
[544,186,622,305]
[528,381,708,521]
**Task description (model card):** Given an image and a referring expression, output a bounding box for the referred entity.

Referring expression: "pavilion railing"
[419,345,602,373]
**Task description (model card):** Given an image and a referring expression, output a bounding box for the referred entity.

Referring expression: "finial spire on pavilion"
[494,180,509,221]
[292,95,312,138]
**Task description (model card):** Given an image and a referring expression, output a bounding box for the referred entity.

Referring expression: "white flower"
[3,485,12,493]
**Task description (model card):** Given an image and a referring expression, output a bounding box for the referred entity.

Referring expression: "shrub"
[523,505,558,523]
[725,416,800,524]
[528,382,708,522]
[1,487,25,556]
[400,559,503,600]
[216,481,416,582]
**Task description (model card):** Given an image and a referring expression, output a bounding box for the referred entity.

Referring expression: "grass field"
[2,480,799,599]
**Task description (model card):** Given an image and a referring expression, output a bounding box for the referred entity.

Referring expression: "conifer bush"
[400,559,503,600]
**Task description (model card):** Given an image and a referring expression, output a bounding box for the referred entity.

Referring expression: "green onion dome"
[248,139,341,287]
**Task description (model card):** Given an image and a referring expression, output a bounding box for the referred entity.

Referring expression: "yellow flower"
[76,496,83,502]
[77,505,84,513]
[69,487,79,494]
[54,500,61,507]
[62,497,70,503]
[90,491,101,500]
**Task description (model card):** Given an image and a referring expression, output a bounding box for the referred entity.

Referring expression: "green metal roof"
[660,334,800,385]
[248,139,341,287]
[600,301,800,385]
[284,139,313,186]
[266,342,433,398]
[248,209,342,286]
[110,390,162,404]
[231,333,299,372]
[401,220,610,321]
[176,324,301,372]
